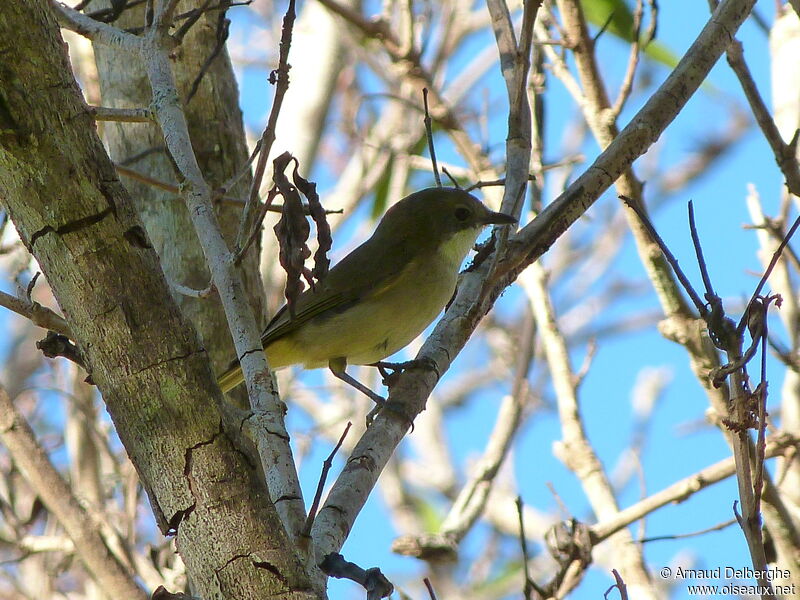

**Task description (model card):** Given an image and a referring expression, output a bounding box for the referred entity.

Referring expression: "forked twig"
[619,195,706,314]
[303,422,351,536]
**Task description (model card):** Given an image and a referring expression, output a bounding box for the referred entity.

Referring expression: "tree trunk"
[0,2,315,598]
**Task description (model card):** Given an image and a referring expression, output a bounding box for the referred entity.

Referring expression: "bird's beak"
[482,210,517,226]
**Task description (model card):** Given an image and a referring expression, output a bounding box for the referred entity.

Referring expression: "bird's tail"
[216,360,244,393]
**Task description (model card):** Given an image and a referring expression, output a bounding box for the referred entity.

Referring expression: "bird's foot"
[372,357,440,388]
[342,380,387,428]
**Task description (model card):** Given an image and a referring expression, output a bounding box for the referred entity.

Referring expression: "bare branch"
[725,40,800,197]
[51,2,141,49]
[610,0,644,118]
[422,88,442,187]
[303,422,351,536]
[89,106,154,122]
[0,385,146,599]
[0,289,71,337]
[593,434,799,541]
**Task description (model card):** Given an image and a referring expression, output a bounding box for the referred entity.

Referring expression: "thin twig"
[604,569,628,600]
[236,0,297,252]
[441,166,461,188]
[687,201,717,301]
[466,175,536,192]
[422,88,442,187]
[172,0,215,42]
[115,164,180,194]
[118,145,165,166]
[423,578,438,600]
[593,12,615,44]
[619,195,706,314]
[725,40,800,197]
[749,296,776,517]
[738,211,800,333]
[639,518,736,543]
[610,0,644,118]
[234,187,279,265]
[516,496,534,600]
[303,422,352,536]
[25,272,41,301]
[86,0,146,22]
[644,0,658,45]
[185,9,230,103]
[745,221,800,273]
[220,139,262,194]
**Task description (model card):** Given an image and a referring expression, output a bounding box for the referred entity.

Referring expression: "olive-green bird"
[217,187,516,402]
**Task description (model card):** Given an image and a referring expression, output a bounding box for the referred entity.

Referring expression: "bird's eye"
[454,206,471,221]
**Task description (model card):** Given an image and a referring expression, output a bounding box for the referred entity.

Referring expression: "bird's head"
[373,187,517,265]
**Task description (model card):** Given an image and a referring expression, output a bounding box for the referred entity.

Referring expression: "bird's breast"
[344,256,458,364]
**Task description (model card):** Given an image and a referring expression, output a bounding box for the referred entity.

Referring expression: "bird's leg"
[372,357,440,388]
[328,358,386,426]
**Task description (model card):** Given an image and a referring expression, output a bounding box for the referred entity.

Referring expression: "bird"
[217,186,516,412]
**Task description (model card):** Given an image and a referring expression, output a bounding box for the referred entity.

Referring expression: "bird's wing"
[261,234,415,346]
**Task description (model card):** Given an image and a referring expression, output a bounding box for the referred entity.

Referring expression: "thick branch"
[138,19,307,540]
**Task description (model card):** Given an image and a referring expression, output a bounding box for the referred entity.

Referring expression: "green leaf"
[581,0,678,69]
[414,495,444,532]
[370,153,394,220]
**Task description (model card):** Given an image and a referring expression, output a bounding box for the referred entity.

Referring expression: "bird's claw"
[365,397,385,427]
[373,357,440,387]
[364,358,437,430]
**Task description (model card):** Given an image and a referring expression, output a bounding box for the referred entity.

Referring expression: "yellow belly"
[266,257,457,368]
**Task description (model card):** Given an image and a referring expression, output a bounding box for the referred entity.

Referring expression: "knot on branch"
[544,518,593,567]
[36,331,89,379]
